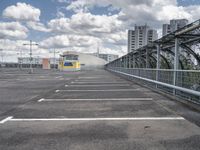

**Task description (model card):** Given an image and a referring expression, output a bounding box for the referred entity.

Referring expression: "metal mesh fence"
[107,67,200,104]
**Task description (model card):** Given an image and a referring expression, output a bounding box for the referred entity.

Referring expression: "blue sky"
[0,0,200,61]
[1,0,198,21]
[177,0,200,6]
[0,0,119,22]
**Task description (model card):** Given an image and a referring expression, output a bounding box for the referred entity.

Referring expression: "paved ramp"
[0,70,200,150]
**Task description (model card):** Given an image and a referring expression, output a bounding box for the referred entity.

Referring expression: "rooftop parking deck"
[0,69,200,150]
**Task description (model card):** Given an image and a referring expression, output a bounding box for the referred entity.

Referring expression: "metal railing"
[106,67,200,104]
[105,19,200,105]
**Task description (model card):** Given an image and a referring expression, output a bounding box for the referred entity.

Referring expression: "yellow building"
[59,51,107,71]
[59,52,80,71]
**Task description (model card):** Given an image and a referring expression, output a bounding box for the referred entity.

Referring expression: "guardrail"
[106,67,200,104]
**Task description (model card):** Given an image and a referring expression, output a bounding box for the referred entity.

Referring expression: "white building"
[18,57,60,65]
[62,51,107,70]
[162,24,171,36]
[128,25,158,53]
[162,19,188,36]
[162,19,190,66]
[91,53,118,62]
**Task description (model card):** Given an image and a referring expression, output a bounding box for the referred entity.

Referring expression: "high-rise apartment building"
[128,25,158,53]
[170,19,188,32]
[162,19,188,36]
[162,24,171,36]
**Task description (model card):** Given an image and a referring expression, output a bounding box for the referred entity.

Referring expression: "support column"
[126,55,129,68]
[173,38,179,95]
[120,57,124,68]
[133,54,136,68]
[124,56,127,68]
[156,44,161,88]
[127,55,129,68]
[129,54,133,68]
[139,51,142,68]
[146,49,150,68]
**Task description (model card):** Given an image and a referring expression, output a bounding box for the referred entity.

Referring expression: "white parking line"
[55,76,62,79]
[78,77,102,79]
[55,89,147,92]
[55,90,60,93]
[78,77,117,79]
[66,84,130,87]
[38,98,45,102]
[0,116,13,124]
[71,82,127,84]
[0,116,185,124]
[75,80,120,82]
[38,98,153,102]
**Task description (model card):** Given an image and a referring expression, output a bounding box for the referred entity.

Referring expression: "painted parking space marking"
[0,116,13,124]
[71,81,127,84]
[38,98,45,102]
[74,80,121,82]
[38,98,153,102]
[55,90,60,93]
[65,84,130,87]
[55,76,62,79]
[54,89,148,92]
[78,77,119,79]
[0,116,185,124]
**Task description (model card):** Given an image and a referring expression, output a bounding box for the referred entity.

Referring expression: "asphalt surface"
[0,68,200,150]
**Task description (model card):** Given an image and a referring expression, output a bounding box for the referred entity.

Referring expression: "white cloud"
[1,0,199,61]
[103,31,127,45]
[48,12,123,35]
[183,5,200,21]
[156,5,191,22]
[65,0,200,27]
[56,11,65,18]
[26,21,50,32]
[48,18,71,33]
[46,11,126,54]
[0,39,52,62]
[0,22,28,39]
[56,0,71,3]
[3,2,41,21]
[40,34,100,49]
[72,12,122,33]
[40,35,70,48]
[52,0,200,56]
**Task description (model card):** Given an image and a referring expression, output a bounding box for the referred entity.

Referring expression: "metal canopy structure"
[107,19,200,70]
[105,19,200,104]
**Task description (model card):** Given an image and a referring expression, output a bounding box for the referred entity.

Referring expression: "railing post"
[146,48,150,68]
[139,51,142,68]
[129,54,132,68]
[173,38,179,95]
[127,55,129,68]
[119,59,121,68]
[121,58,123,69]
[156,44,160,88]
[133,54,136,68]
[124,56,127,68]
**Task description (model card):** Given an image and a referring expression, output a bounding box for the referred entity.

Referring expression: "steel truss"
[107,19,200,70]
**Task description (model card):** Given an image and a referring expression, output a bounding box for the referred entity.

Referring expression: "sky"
[0,0,200,62]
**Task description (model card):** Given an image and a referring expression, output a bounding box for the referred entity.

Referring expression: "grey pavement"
[0,68,200,150]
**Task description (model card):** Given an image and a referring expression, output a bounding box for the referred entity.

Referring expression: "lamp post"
[23,40,38,73]
[50,49,59,71]
[17,51,24,70]
[0,49,3,68]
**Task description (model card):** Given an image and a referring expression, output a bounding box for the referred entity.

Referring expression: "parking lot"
[0,68,200,150]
